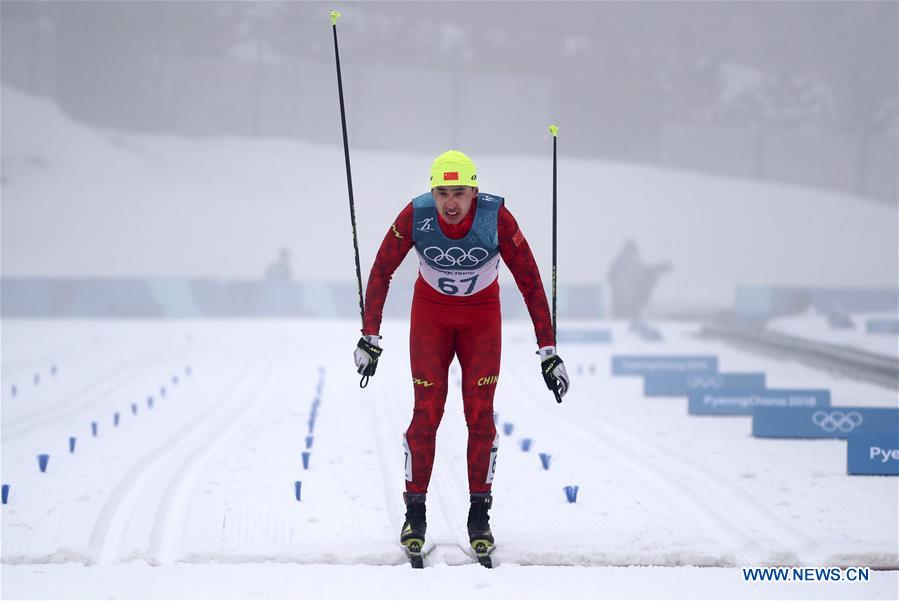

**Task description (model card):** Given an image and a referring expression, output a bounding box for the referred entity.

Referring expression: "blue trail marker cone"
[131,403,138,415]
[539,453,552,470]
[305,435,314,450]
[172,375,179,385]
[147,396,154,409]
[11,385,16,397]
[34,373,41,385]
[160,386,167,398]
[185,366,192,376]
[564,485,579,503]
[294,480,302,501]
[69,437,77,453]
[37,454,50,473]
[302,451,311,470]
[113,412,120,427]
[1,484,9,504]
[91,421,99,437]
[503,422,514,436]
[520,438,533,452]
[51,364,58,375]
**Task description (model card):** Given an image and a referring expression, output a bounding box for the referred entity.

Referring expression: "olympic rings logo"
[686,375,723,389]
[423,246,489,267]
[811,410,864,433]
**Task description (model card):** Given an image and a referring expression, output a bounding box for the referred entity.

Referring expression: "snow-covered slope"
[2,85,896,314]
[2,319,897,598]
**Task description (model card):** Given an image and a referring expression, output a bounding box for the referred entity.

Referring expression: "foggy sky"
[1,1,897,298]
[3,1,896,161]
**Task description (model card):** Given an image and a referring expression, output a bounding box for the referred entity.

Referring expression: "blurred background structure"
[2,1,897,320]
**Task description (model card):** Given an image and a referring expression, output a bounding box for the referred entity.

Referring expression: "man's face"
[432,186,477,225]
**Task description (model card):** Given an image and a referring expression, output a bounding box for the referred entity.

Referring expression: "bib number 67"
[438,275,479,295]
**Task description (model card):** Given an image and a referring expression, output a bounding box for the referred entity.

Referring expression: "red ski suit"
[363,196,554,495]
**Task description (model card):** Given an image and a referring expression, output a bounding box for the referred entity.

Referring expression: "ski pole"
[331,10,371,388]
[549,124,562,404]
[331,10,366,330]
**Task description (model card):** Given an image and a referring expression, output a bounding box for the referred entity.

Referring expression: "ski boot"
[400,492,427,568]
[467,493,495,568]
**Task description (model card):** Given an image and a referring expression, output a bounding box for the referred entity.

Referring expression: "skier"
[352,150,570,567]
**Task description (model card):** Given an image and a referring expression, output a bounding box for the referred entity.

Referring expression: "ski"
[403,539,424,568]
[470,539,495,568]
[401,540,492,568]
[401,539,434,569]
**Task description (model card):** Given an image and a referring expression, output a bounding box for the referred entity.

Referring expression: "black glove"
[354,335,382,387]
[537,346,570,402]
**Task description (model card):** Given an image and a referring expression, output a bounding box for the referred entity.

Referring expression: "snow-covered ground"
[768,310,899,358]
[2,318,897,599]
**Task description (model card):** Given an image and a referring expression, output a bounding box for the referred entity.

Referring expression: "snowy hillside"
[1,318,897,598]
[2,85,896,315]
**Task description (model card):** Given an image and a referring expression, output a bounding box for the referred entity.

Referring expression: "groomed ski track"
[2,319,896,582]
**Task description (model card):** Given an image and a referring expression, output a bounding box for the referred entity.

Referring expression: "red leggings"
[404,288,501,495]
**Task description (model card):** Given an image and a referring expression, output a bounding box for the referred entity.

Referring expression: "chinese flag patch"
[512,228,524,247]
[443,171,459,181]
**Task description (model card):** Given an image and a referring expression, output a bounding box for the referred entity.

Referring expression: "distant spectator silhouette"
[607,240,671,320]
[264,247,292,281]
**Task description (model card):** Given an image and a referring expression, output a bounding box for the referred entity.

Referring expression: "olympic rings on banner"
[811,410,864,433]
[686,375,723,389]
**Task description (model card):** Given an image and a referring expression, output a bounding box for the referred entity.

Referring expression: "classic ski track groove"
[432,441,491,565]
[3,344,178,441]
[366,375,422,566]
[372,359,473,567]
[414,418,477,566]
[87,355,263,565]
[427,374,491,564]
[369,362,440,564]
[146,356,277,565]
[504,363,762,564]
[506,359,823,565]
[581,365,823,557]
